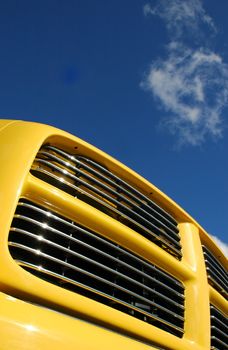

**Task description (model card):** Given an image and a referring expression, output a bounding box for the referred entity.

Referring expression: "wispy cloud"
[142,0,228,146]
[211,235,228,257]
[141,43,228,145]
[143,0,216,38]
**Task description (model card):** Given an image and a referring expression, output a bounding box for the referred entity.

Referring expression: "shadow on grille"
[8,200,185,337]
[203,246,228,299]
[210,305,228,350]
[30,145,182,260]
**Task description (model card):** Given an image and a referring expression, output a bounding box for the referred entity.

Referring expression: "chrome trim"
[31,164,182,259]
[210,305,228,350]
[10,225,184,316]
[30,145,182,259]
[16,202,183,290]
[9,200,185,337]
[35,156,180,248]
[43,146,177,226]
[203,246,228,298]
[14,260,182,335]
[38,149,179,235]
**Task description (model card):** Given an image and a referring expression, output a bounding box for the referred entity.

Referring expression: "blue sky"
[0,0,227,254]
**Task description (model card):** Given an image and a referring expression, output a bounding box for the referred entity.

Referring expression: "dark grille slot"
[8,200,185,337]
[30,145,182,259]
[210,305,228,350]
[203,246,228,298]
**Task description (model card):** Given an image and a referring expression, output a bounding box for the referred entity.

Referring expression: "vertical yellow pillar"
[179,223,210,349]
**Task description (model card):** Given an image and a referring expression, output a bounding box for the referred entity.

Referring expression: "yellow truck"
[0,120,227,349]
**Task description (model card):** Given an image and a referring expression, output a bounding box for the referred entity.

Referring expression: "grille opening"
[9,199,185,337]
[30,145,182,260]
[203,246,228,299]
[210,305,228,350]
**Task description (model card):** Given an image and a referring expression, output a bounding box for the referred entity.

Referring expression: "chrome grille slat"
[9,239,183,322]
[30,145,182,259]
[16,202,183,292]
[78,157,176,223]
[9,200,185,337]
[210,305,228,350]
[38,149,179,239]
[211,326,227,339]
[10,240,171,314]
[203,246,227,276]
[15,260,183,334]
[206,260,227,286]
[32,165,182,258]
[206,269,227,294]
[44,145,177,227]
[203,246,228,298]
[203,248,227,282]
[11,218,183,311]
[211,339,227,350]
[35,156,181,248]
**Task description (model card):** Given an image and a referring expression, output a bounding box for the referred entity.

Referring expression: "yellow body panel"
[0,119,227,349]
[0,291,157,350]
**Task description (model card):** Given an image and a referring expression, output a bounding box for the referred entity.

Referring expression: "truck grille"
[203,246,228,298]
[210,305,228,350]
[30,145,182,259]
[8,200,185,337]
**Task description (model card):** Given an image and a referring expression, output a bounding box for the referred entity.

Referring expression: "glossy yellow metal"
[179,223,210,349]
[0,119,227,349]
[209,286,228,316]
[0,291,158,350]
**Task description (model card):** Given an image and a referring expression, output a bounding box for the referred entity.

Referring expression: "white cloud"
[211,236,228,257]
[143,0,216,38]
[143,3,154,17]
[141,43,228,145]
[142,0,228,146]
